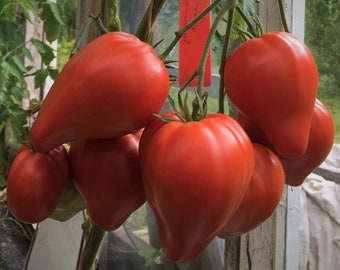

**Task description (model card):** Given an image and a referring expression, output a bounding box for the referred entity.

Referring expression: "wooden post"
[76,0,103,48]
[23,13,44,107]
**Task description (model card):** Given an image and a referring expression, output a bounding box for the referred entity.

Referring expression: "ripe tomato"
[69,134,145,231]
[139,111,180,158]
[139,113,255,262]
[218,143,285,238]
[28,32,169,153]
[6,145,69,224]
[236,99,334,186]
[280,99,334,186]
[224,31,318,158]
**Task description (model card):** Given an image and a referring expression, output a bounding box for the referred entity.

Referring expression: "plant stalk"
[77,223,107,270]
[235,4,255,35]
[135,0,167,42]
[108,0,121,31]
[218,4,237,113]
[158,0,223,61]
[181,0,238,98]
[278,0,290,32]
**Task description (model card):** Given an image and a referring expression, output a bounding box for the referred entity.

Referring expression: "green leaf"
[22,47,33,61]
[8,108,28,144]
[49,179,86,222]
[34,69,49,89]
[1,60,22,80]
[0,17,22,46]
[25,65,34,72]
[10,94,21,106]
[41,2,64,42]
[243,0,256,16]
[0,177,6,188]
[0,121,6,133]
[46,2,64,25]
[12,56,27,73]
[16,0,38,22]
[11,86,25,100]
[48,68,59,80]
[30,38,55,65]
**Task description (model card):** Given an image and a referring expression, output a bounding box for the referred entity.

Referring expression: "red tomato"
[28,32,169,153]
[69,134,145,231]
[139,113,255,262]
[139,111,180,158]
[237,99,335,186]
[224,31,318,158]
[280,99,334,186]
[6,145,69,224]
[218,143,285,238]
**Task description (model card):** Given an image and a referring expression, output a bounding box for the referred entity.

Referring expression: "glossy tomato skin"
[28,32,169,153]
[140,113,255,262]
[224,31,318,158]
[69,134,145,231]
[280,99,334,186]
[237,99,335,186]
[7,145,69,224]
[218,143,284,238]
[139,111,179,158]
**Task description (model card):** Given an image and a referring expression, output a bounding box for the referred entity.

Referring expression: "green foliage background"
[305,0,340,142]
[0,0,63,184]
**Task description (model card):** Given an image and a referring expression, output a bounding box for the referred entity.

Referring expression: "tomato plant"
[218,143,285,238]
[224,31,319,158]
[69,134,145,231]
[139,112,255,262]
[2,1,335,269]
[6,144,69,224]
[28,31,169,153]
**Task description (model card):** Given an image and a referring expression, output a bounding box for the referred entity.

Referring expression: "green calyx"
[166,90,208,123]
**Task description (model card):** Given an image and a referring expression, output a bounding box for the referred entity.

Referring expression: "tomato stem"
[218,4,237,114]
[234,5,265,39]
[158,0,222,61]
[278,0,290,33]
[234,26,256,42]
[166,94,187,122]
[89,13,110,35]
[77,222,107,270]
[235,4,255,35]
[179,0,237,97]
[135,0,167,42]
[70,17,93,56]
[192,91,208,121]
[108,0,121,31]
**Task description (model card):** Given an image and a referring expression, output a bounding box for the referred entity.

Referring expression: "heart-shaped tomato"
[139,113,255,262]
[224,31,318,158]
[69,134,145,231]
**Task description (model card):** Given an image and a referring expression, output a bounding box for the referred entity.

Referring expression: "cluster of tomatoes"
[6,31,334,262]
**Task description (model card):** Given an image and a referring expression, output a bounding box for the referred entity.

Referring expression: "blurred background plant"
[0,0,63,186]
[305,0,340,142]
